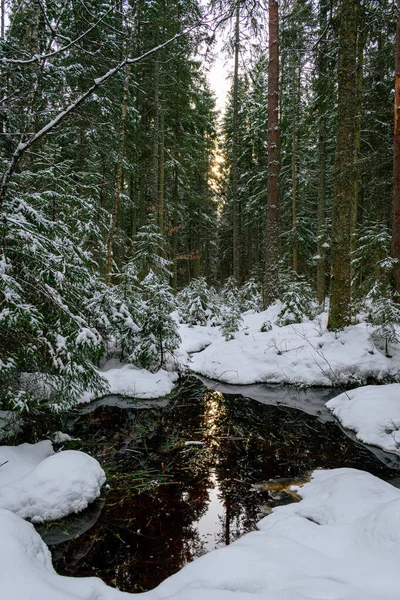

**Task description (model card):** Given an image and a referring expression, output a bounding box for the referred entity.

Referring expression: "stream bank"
[39,376,399,593]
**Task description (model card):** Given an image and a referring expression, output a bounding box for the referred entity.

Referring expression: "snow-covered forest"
[1,0,400,599]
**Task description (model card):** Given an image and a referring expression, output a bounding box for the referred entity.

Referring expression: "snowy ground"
[1,467,400,600]
[80,359,179,403]
[326,384,400,454]
[179,306,400,386]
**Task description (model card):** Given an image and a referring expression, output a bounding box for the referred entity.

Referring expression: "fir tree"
[276,270,315,326]
[131,272,180,372]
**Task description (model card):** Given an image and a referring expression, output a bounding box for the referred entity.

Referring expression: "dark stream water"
[42,377,400,594]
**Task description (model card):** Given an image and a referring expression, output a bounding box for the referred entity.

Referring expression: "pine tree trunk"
[392,0,400,297]
[327,0,358,330]
[265,0,280,307]
[106,65,131,285]
[152,57,160,217]
[352,18,366,274]
[232,0,241,283]
[172,167,179,290]
[317,115,327,305]
[292,55,300,274]
[316,0,329,307]
[1,0,4,39]
[130,173,137,241]
[159,108,165,235]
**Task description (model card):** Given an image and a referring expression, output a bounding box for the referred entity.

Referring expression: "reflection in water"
[195,469,224,551]
[51,378,399,593]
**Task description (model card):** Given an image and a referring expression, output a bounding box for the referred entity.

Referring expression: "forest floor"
[179,303,400,386]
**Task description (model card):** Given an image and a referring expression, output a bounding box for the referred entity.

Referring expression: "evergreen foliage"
[131,272,180,372]
[220,303,243,341]
[238,278,263,312]
[177,277,221,326]
[276,270,315,326]
[0,190,106,412]
[366,283,400,358]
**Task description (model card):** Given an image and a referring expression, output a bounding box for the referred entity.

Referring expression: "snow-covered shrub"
[352,222,394,305]
[276,271,315,326]
[365,283,400,357]
[130,272,181,372]
[0,190,107,413]
[177,278,222,326]
[238,278,263,312]
[221,276,239,306]
[111,262,143,360]
[133,220,172,280]
[220,304,243,341]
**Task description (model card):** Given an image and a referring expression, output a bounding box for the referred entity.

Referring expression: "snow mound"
[326,384,400,452]
[80,359,179,403]
[0,443,105,523]
[0,509,128,600]
[0,440,54,486]
[187,308,397,386]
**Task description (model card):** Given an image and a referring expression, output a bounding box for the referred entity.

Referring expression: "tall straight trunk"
[106,64,131,284]
[152,57,160,216]
[316,0,329,306]
[25,3,40,170]
[130,173,137,241]
[172,167,179,290]
[317,115,327,304]
[327,0,358,330]
[292,55,300,274]
[352,20,366,269]
[159,108,165,235]
[265,0,280,307]
[1,0,4,38]
[393,0,400,297]
[231,0,241,282]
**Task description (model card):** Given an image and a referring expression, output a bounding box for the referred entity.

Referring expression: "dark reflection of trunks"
[48,377,399,594]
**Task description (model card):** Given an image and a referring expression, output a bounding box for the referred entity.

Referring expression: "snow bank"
[0,509,128,600]
[326,384,400,453]
[0,442,105,523]
[148,468,400,600]
[80,359,179,403]
[187,308,398,386]
[2,468,400,600]
[178,323,221,354]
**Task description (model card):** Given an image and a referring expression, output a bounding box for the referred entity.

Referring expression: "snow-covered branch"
[0,30,190,209]
[2,9,112,65]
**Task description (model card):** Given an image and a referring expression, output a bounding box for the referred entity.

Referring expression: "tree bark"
[392,0,400,297]
[172,167,179,290]
[327,0,358,330]
[159,108,165,235]
[264,0,280,307]
[352,16,366,273]
[106,64,131,285]
[292,54,300,274]
[1,0,4,39]
[152,57,160,218]
[316,0,329,307]
[232,0,241,283]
